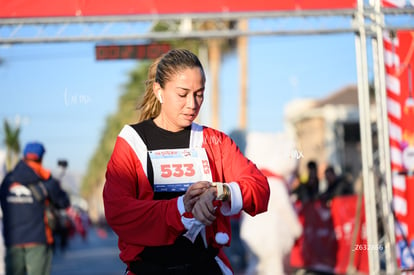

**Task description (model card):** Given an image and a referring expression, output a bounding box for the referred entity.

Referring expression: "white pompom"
[215,232,229,244]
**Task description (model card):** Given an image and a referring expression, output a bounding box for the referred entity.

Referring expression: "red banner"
[290,195,369,274]
[0,0,357,18]
[384,30,414,269]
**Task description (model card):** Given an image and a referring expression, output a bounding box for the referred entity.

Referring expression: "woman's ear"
[153,83,163,104]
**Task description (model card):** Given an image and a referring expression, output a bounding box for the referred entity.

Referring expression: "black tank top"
[131,119,191,200]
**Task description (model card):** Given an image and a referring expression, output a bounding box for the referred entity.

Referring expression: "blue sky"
[0,30,358,175]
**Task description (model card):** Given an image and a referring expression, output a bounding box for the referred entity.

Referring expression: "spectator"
[291,160,320,203]
[0,142,70,275]
[319,166,354,203]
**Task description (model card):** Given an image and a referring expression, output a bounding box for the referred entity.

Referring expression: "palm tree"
[3,119,20,171]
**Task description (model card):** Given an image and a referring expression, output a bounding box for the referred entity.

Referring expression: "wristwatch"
[212,182,230,201]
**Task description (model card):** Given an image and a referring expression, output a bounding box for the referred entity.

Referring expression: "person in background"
[0,142,71,275]
[240,133,302,275]
[103,48,270,275]
[319,165,354,204]
[291,160,320,203]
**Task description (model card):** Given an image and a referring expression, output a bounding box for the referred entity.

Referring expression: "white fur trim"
[220,182,243,216]
[177,195,185,216]
[215,232,229,245]
[190,123,204,148]
[118,123,204,177]
[118,125,148,177]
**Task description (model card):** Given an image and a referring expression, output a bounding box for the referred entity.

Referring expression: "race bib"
[149,148,212,192]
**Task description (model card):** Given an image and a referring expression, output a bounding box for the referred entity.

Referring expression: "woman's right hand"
[183,181,211,213]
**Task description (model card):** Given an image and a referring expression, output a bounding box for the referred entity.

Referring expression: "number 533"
[160,164,195,178]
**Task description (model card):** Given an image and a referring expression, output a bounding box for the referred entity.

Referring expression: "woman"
[103,48,270,275]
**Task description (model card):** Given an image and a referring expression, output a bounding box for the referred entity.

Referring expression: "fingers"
[184,196,199,213]
[187,181,211,196]
[192,188,217,226]
[183,181,211,212]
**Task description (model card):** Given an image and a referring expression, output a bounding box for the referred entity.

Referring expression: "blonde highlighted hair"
[137,57,162,122]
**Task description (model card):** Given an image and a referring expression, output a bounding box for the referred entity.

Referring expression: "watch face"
[212,182,225,200]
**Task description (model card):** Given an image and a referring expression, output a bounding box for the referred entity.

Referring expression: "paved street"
[51,227,125,275]
[50,224,251,275]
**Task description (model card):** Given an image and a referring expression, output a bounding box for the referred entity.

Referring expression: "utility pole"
[238,19,248,130]
[209,39,221,129]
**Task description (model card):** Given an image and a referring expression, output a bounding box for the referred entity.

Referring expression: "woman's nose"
[187,94,197,108]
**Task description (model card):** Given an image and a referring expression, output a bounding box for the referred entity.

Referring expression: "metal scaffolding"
[0,8,412,45]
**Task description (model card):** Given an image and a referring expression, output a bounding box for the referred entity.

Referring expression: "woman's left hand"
[192,187,217,226]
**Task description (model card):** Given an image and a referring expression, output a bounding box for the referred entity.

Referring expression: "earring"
[158,91,163,104]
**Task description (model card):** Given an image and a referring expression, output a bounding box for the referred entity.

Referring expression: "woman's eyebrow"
[176,86,205,92]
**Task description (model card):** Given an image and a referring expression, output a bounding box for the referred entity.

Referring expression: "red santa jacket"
[103,122,270,273]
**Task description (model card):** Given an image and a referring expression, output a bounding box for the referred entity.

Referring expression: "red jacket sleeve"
[103,137,185,250]
[204,128,270,216]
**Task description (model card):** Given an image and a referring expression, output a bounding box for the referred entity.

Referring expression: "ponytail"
[137,56,162,122]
